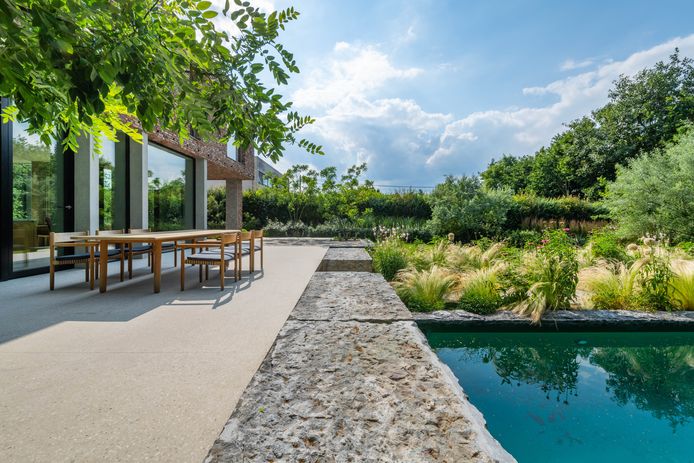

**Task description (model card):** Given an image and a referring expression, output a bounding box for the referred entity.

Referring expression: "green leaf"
[202,10,217,18]
[55,39,73,54]
[223,0,230,15]
[197,1,212,10]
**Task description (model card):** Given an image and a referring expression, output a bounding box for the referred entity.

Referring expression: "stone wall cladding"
[121,115,254,180]
[317,247,373,272]
[414,309,694,331]
[290,272,412,322]
[206,248,516,463]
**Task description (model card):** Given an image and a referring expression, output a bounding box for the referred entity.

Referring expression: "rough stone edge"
[413,309,694,331]
[405,322,517,463]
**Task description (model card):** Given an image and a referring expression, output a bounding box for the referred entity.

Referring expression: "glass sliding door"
[147,143,195,231]
[11,122,65,272]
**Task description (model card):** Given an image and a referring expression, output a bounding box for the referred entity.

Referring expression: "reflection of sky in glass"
[148,143,185,183]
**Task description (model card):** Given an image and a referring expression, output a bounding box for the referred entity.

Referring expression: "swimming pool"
[424,330,694,463]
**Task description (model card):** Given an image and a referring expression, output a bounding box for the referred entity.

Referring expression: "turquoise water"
[424,330,694,463]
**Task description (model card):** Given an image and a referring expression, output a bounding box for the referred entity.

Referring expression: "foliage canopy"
[0,0,321,158]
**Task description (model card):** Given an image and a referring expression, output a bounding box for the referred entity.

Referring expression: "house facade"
[242,155,282,191]
[0,98,253,281]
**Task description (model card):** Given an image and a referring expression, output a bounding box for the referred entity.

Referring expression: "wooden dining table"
[75,229,239,293]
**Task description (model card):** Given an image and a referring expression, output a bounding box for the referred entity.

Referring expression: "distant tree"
[603,127,694,242]
[481,50,694,199]
[481,154,533,192]
[0,0,321,159]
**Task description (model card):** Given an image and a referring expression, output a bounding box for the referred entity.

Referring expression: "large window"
[11,122,64,271]
[148,143,195,231]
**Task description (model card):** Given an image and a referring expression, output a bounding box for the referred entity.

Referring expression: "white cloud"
[425,34,694,171]
[560,58,595,71]
[287,34,694,186]
[292,42,422,109]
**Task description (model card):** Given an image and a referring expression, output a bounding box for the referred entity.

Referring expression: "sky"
[226,0,694,188]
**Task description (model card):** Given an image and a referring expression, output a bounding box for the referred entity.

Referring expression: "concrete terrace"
[0,242,326,462]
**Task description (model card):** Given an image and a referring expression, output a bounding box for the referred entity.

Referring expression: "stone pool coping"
[414,309,694,331]
[206,257,515,461]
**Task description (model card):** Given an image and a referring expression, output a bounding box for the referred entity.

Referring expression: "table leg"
[99,240,109,293]
[153,241,162,293]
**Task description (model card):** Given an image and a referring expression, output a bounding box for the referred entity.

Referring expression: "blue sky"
[227,1,694,187]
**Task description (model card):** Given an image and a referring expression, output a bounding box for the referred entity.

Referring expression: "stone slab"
[317,247,373,272]
[264,238,372,248]
[414,309,694,331]
[290,272,412,322]
[205,320,514,463]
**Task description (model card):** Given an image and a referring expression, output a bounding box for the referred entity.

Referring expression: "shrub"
[603,128,694,242]
[676,242,694,256]
[457,268,505,314]
[510,230,579,323]
[638,254,673,311]
[428,176,514,241]
[588,228,630,262]
[505,229,542,248]
[372,240,409,281]
[393,266,456,312]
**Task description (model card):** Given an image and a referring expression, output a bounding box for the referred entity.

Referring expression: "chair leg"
[148,252,151,267]
[174,246,178,267]
[119,249,125,282]
[261,248,264,270]
[205,265,209,280]
[199,265,203,282]
[90,256,95,290]
[180,250,185,291]
[220,261,225,291]
[50,261,55,290]
[128,251,133,279]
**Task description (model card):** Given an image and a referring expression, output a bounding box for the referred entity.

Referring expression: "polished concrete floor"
[0,244,326,462]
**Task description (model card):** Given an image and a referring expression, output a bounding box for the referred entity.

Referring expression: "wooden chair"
[246,230,264,272]
[176,232,240,291]
[126,228,153,279]
[95,229,126,282]
[49,231,96,290]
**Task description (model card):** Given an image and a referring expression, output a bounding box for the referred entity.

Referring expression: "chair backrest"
[239,231,252,242]
[219,232,239,246]
[50,231,87,245]
[96,229,126,235]
[128,228,151,234]
[252,230,264,239]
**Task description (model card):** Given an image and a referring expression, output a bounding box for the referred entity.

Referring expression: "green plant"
[668,261,694,310]
[583,260,646,310]
[638,254,674,310]
[393,266,456,312]
[427,176,514,241]
[372,240,409,281]
[589,228,630,262]
[604,127,694,242]
[446,242,505,271]
[504,229,543,248]
[0,1,320,159]
[457,268,505,314]
[410,240,449,270]
[510,230,579,323]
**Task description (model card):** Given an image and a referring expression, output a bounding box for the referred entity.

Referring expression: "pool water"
[424,330,694,463]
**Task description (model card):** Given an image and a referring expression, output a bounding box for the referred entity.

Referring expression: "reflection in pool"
[424,331,694,463]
